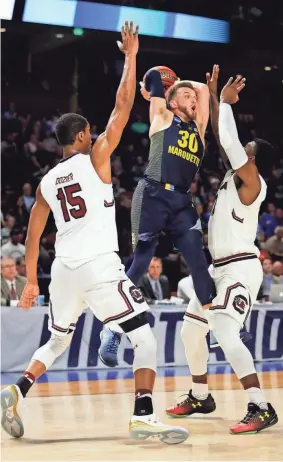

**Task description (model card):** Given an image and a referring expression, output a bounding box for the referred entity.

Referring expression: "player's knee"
[126,323,157,373]
[212,313,241,354]
[181,319,208,347]
[32,332,73,370]
[181,320,208,359]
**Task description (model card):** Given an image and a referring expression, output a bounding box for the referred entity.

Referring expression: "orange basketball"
[143,66,178,90]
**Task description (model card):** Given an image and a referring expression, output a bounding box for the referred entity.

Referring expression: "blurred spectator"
[1,228,25,260]
[16,257,27,277]
[3,102,17,120]
[13,196,30,227]
[262,226,283,261]
[22,183,35,213]
[272,261,283,284]
[139,257,170,303]
[1,257,27,306]
[261,258,273,299]
[131,114,149,135]
[112,177,126,199]
[41,130,58,153]
[258,202,276,238]
[90,124,99,141]
[1,214,16,245]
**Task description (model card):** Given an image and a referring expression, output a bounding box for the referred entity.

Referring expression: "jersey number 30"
[57,184,87,222]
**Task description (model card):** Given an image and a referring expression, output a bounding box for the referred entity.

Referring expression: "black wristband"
[144,69,165,99]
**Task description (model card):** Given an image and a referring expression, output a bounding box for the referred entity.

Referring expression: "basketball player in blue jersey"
[99,69,217,366]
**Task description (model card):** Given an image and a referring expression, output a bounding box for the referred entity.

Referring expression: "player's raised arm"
[140,70,171,130]
[206,65,230,169]
[18,186,50,310]
[219,76,261,205]
[91,21,138,174]
[187,79,209,144]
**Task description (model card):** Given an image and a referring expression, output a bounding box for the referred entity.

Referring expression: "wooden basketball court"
[1,369,283,461]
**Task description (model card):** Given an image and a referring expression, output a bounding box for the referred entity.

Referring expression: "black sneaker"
[166,389,216,417]
[230,402,278,434]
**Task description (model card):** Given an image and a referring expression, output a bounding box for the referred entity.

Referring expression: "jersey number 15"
[57,183,87,222]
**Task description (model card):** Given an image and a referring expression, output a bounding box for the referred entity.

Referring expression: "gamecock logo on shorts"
[129,286,144,304]
[233,295,248,315]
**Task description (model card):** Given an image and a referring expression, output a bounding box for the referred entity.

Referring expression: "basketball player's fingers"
[129,20,134,36]
[206,72,211,84]
[225,77,233,87]
[134,25,139,36]
[124,21,129,36]
[237,83,245,93]
[231,75,243,87]
[213,65,219,78]
[121,25,125,40]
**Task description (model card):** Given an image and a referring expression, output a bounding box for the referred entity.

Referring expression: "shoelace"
[106,333,121,354]
[241,408,256,424]
[176,394,191,407]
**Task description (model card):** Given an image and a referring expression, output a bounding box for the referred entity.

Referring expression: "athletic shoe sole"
[130,426,189,444]
[1,385,24,438]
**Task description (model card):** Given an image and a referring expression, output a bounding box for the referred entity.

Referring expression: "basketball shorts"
[131,179,200,250]
[48,252,149,336]
[184,259,263,328]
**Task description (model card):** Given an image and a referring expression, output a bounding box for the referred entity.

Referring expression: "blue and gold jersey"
[145,116,204,191]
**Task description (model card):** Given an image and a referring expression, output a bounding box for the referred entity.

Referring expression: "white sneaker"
[129,413,189,444]
[1,385,24,438]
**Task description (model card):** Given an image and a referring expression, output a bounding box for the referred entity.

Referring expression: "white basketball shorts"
[48,252,149,336]
[185,258,263,328]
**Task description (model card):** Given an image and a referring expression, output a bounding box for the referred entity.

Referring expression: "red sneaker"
[166,390,216,418]
[230,403,278,434]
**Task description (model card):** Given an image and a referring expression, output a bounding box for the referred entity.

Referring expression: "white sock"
[247,387,268,410]
[192,383,209,400]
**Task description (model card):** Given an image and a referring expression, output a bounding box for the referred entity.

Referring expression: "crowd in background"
[1,91,283,305]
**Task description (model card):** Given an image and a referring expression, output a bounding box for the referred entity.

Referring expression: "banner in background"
[1,305,282,372]
[22,0,229,43]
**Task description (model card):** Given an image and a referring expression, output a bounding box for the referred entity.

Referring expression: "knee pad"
[126,323,157,373]
[212,314,256,379]
[181,320,209,376]
[32,332,73,370]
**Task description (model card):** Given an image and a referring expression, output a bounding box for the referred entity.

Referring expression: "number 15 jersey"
[40,153,118,269]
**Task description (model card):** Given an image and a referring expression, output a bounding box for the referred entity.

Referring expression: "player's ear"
[169,99,176,110]
[78,131,84,142]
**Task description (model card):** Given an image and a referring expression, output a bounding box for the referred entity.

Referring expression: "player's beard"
[179,104,196,121]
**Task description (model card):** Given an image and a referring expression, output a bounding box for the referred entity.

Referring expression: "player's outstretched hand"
[220,75,246,105]
[206,64,219,96]
[18,283,39,311]
[117,21,139,56]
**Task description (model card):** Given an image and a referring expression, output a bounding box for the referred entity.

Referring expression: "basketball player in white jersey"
[166,67,278,434]
[0,22,188,445]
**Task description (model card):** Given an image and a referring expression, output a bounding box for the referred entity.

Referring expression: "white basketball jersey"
[40,153,118,268]
[208,169,266,260]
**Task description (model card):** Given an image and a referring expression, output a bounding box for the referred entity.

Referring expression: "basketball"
[143,66,178,90]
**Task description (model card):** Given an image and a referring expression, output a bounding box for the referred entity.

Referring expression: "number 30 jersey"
[40,153,118,268]
[145,116,204,191]
[208,169,267,261]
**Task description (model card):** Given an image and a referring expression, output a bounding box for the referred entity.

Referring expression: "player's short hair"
[166,81,195,104]
[55,113,88,146]
[254,138,275,177]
